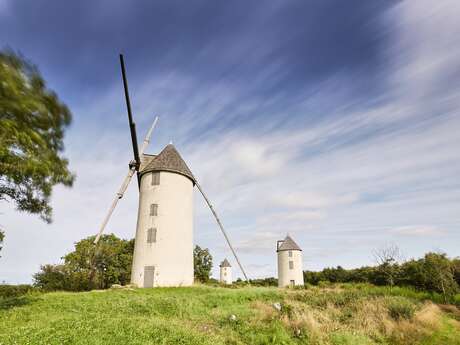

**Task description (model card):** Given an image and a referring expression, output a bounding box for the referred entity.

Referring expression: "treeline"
[229,277,278,287]
[304,252,460,300]
[28,234,460,301]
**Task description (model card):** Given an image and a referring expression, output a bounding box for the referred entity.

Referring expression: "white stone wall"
[277,250,304,287]
[219,266,232,284]
[131,171,194,287]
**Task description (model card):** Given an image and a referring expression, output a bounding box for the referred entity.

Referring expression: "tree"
[33,264,68,291]
[452,258,460,286]
[194,245,213,283]
[399,258,425,289]
[33,234,134,291]
[0,50,74,223]
[64,234,134,290]
[322,266,348,283]
[373,244,403,287]
[421,252,458,302]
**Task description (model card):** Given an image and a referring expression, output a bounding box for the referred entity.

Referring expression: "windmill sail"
[119,54,141,186]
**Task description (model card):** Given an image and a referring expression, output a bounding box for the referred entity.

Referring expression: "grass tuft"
[387,297,416,320]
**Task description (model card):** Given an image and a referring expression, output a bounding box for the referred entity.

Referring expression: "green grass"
[338,283,460,305]
[330,332,375,345]
[421,316,460,345]
[0,285,459,345]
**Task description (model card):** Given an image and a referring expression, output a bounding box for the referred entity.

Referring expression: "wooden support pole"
[195,182,249,282]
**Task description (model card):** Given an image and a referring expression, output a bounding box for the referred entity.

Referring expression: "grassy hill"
[1,284,459,345]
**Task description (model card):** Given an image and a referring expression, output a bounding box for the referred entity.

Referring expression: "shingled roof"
[277,235,302,252]
[140,144,195,183]
[220,258,231,267]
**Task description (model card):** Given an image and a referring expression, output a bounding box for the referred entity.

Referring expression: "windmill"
[93,54,248,287]
[276,234,304,288]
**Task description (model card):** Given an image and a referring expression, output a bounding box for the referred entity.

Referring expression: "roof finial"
[169,140,173,145]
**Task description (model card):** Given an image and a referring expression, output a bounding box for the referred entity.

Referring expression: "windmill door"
[144,266,155,288]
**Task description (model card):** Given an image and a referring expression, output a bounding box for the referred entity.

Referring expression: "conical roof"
[140,144,195,183]
[277,235,302,252]
[220,258,231,267]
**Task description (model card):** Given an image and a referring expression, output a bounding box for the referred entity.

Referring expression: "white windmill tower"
[219,258,232,285]
[93,54,249,287]
[276,235,304,288]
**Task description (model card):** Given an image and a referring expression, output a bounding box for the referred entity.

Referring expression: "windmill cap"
[220,258,231,267]
[277,235,302,252]
[140,144,195,183]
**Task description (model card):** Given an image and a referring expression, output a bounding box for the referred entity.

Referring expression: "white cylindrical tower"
[131,144,195,287]
[219,259,232,285]
[277,235,304,288]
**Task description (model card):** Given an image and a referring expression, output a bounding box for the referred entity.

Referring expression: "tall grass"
[336,283,460,306]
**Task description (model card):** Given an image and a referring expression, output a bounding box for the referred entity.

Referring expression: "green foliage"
[64,234,134,289]
[194,245,213,283]
[304,252,460,301]
[0,284,35,298]
[387,297,416,320]
[33,234,134,291]
[0,284,38,311]
[421,253,458,299]
[451,258,460,286]
[33,264,72,291]
[249,277,278,286]
[0,50,74,223]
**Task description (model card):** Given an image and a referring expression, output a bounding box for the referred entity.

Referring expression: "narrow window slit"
[150,204,158,216]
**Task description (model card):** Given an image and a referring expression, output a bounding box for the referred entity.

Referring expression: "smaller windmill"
[93,54,248,287]
[276,235,304,288]
[219,259,232,285]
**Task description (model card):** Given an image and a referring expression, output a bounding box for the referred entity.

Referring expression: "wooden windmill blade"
[119,53,142,187]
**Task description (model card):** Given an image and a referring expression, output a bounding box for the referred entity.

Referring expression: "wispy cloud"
[390,226,444,237]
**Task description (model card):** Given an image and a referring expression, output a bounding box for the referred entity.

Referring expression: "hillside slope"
[0,285,459,345]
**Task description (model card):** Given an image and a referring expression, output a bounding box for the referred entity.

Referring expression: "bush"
[33,265,69,291]
[249,277,278,287]
[0,285,39,310]
[0,284,35,298]
[318,280,333,288]
[387,297,416,320]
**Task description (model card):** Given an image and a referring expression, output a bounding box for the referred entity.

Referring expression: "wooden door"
[144,266,155,288]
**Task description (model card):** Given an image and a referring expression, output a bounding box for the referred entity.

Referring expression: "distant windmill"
[276,234,304,288]
[219,258,232,285]
[93,54,248,287]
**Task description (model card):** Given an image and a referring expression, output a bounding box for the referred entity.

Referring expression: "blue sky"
[1,1,459,283]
